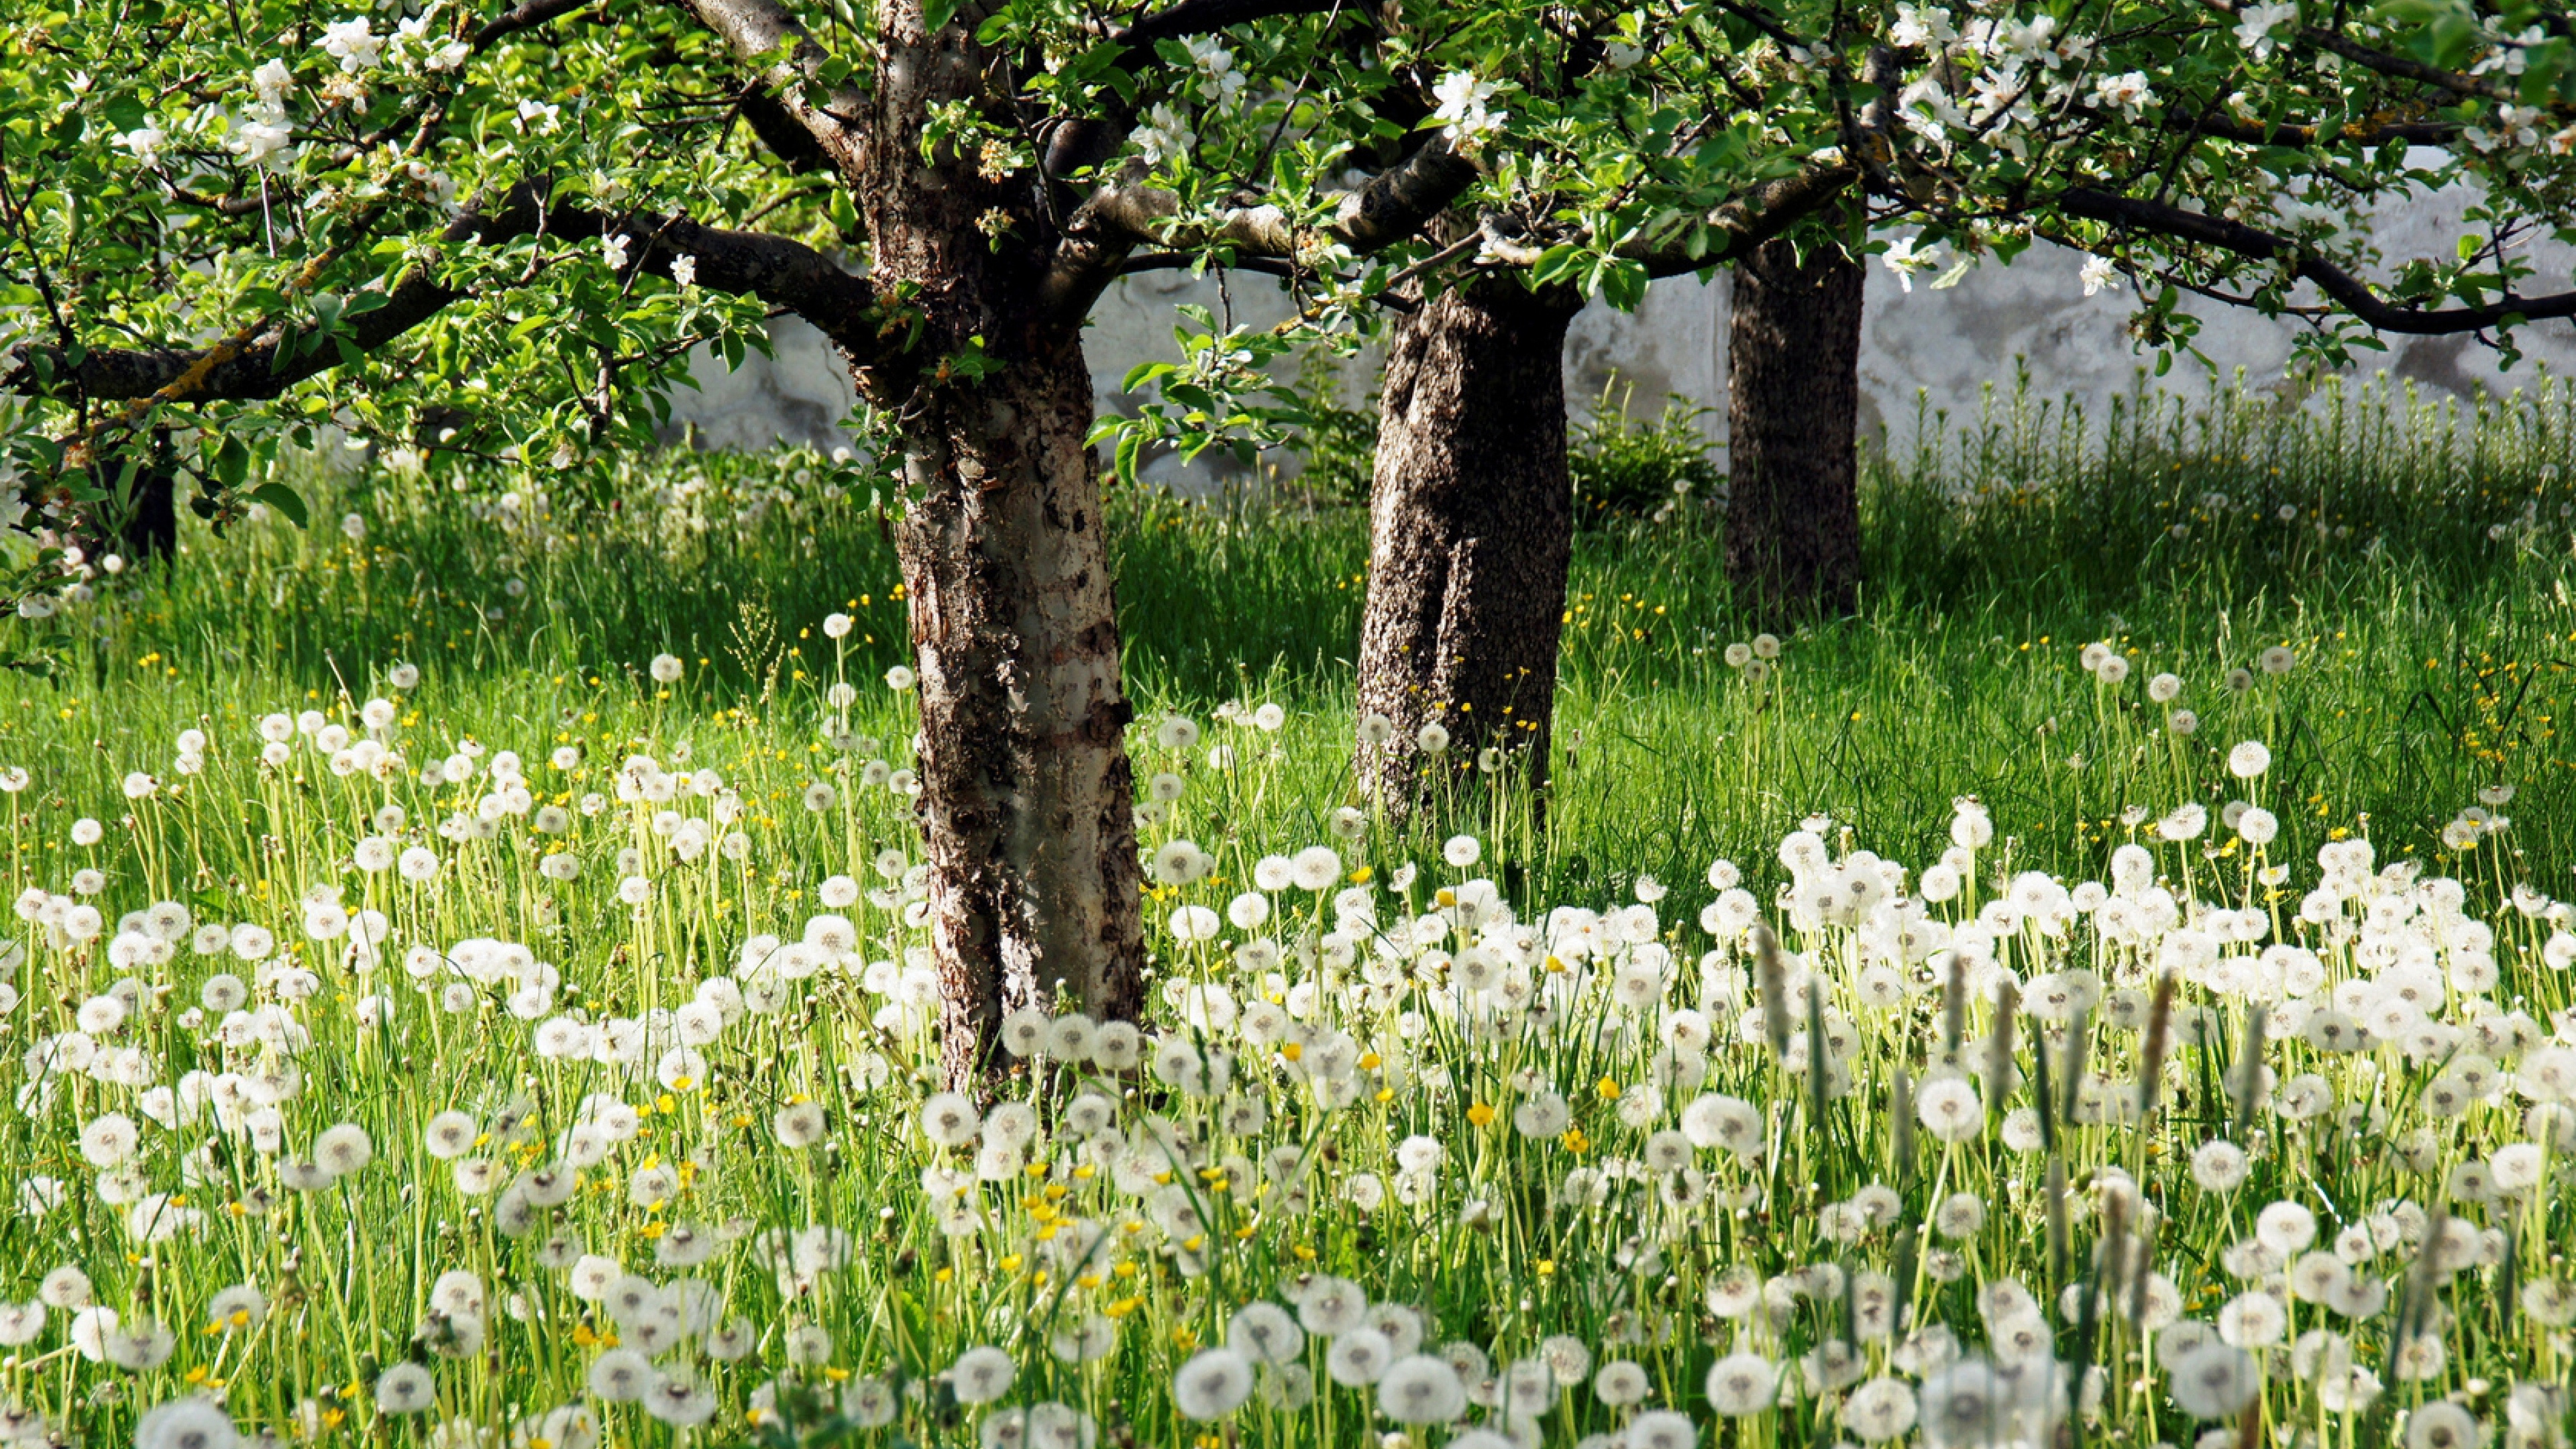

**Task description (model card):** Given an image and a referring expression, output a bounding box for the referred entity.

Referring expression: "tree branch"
[2060,185,2576,334]
[1111,248,1425,311]
[2294,26,2507,105]
[2167,111,2459,148]
[737,85,834,174]
[473,0,594,48]
[671,0,868,177]
[2,184,875,403]
[584,203,875,336]
[1635,162,1858,278]
[1112,0,1344,46]
[1041,132,1479,317]
[1117,250,1328,281]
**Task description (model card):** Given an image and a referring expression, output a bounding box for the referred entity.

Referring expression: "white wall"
[664,202,2576,481]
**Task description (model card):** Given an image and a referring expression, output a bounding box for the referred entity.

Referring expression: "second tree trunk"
[1355,280,1581,820]
[1726,236,1866,617]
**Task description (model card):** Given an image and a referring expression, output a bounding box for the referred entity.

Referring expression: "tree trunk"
[892,338,1143,1089]
[99,461,177,564]
[865,1,1145,1089]
[1726,236,1864,618]
[1354,280,1580,820]
[49,433,178,567]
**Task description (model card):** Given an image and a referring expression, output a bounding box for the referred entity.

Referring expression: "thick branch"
[473,0,594,48]
[580,203,875,331]
[1040,134,1478,317]
[1637,163,1858,278]
[738,85,834,174]
[1326,135,1485,253]
[1702,0,1803,50]
[673,0,867,177]
[3,185,874,403]
[1849,45,1903,194]
[2295,27,2506,105]
[2169,111,2459,147]
[2061,185,2576,334]
[1114,0,1343,45]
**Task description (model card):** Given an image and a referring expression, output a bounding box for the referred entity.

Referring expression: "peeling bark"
[865,0,1146,1089]
[892,339,1144,1089]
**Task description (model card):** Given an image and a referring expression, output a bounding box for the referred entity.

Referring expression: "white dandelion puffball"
[2228,739,2271,778]
[1376,1355,1466,1424]
[1171,1348,1255,1421]
[1705,1350,1777,1415]
[1915,1077,1984,1142]
[946,1346,1016,1405]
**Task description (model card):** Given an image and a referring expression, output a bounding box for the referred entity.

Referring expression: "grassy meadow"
[0,369,2573,1449]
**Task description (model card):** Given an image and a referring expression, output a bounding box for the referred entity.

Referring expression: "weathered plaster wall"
[665,211,2576,480]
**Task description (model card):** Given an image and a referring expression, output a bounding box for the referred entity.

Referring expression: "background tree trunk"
[868,0,1144,1089]
[1355,280,1581,821]
[98,463,176,565]
[48,432,179,567]
[1726,236,1865,618]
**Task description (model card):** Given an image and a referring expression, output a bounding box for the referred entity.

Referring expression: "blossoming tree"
[0,0,1497,1083]
[1089,0,1856,811]
[1106,0,2576,815]
[10,0,2576,1051]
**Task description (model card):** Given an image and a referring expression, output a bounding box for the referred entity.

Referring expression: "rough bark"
[1355,280,1581,820]
[864,0,1145,1089]
[1725,236,1865,619]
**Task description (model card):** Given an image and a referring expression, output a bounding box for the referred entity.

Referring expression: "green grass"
[0,367,2573,1449]
[28,366,2576,885]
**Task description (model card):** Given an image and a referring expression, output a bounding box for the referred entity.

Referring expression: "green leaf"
[1121,360,1179,391]
[1531,244,1587,288]
[212,436,250,488]
[248,482,309,529]
[1595,258,1648,312]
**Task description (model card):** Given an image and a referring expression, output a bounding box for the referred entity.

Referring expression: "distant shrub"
[1567,382,1722,528]
[1282,350,1380,506]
